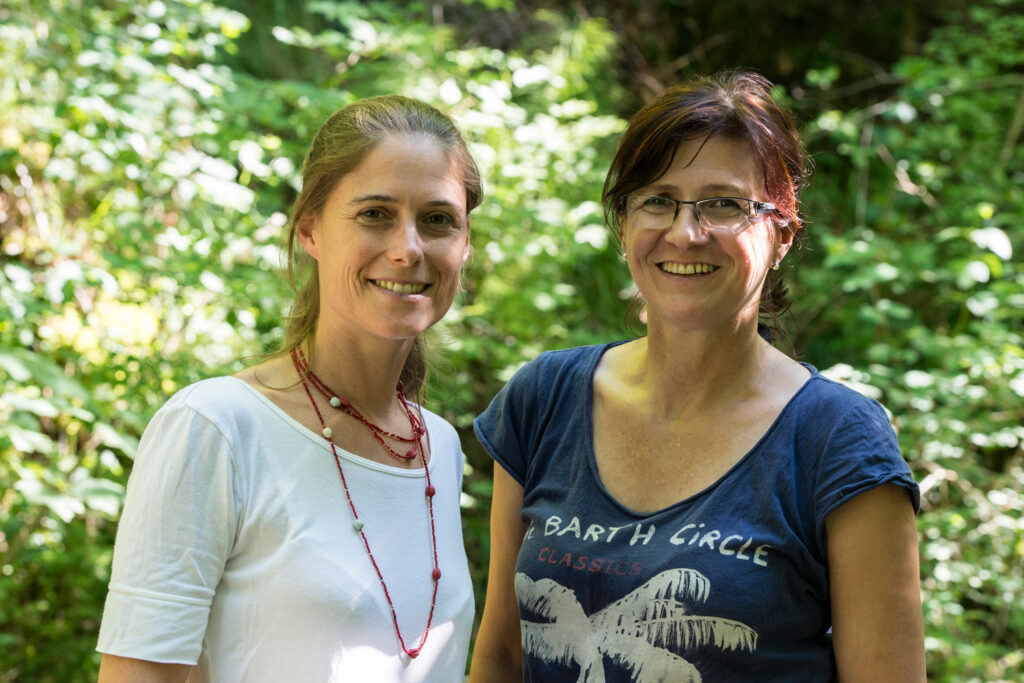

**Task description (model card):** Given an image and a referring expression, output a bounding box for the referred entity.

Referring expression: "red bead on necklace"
[290,347,440,660]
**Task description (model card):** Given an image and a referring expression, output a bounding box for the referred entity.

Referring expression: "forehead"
[649,135,764,196]
[330,134,466,208]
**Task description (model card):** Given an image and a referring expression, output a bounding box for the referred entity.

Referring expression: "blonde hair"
[281,96,482,395]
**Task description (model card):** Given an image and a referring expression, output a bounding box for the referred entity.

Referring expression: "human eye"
[419,211,463,235]
[645,196,674,208]
[700,198,748,220]
[357,207,391,223]
[703,198,745,211]
[424,212,454,225]
[634,195,675,213]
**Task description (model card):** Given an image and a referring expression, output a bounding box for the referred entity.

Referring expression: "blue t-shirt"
[474,343,920,682]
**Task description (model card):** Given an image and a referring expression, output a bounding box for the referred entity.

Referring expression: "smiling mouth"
[659,263,718,276]
[371,279,429,294]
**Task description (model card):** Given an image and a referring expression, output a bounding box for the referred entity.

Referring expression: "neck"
[633,316,774,417]
[304,324,417,417]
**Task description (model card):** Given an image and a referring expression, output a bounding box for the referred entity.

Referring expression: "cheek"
[316,243,363,289]
[618,223,639,253]
[623,229,657,271]
[738,228,776,271]
[437,238,470,273]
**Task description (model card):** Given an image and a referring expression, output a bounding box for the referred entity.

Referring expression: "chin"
[378,317,442,341]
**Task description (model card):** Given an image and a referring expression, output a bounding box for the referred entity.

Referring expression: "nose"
[386,216,424,265]
[665,203,711,245]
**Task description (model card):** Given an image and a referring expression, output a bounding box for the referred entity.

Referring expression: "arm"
[468,466,527,683]
[97,395,235,670]
[98,654,192,682]
[827,483,926,682]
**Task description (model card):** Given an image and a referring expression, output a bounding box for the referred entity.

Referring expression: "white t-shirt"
[97,377,474,682]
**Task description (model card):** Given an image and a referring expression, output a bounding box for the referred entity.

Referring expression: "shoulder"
[507,342,619,391]
[161,376,262,421]
[777,364,913,496]
[793,364,895,430]
[145,376,278,450]
[416,407,465,483]
[418,406,461,448]
[130,378,259,495]
[789,365,920,514]
[474,343,617,481]
[479,342,616,422]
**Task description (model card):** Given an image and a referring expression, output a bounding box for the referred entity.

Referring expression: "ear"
[773,221,797,265]
[460,217,472,265]
[295,213,320,261]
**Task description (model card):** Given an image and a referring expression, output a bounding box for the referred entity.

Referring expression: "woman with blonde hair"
[98,95,481,682]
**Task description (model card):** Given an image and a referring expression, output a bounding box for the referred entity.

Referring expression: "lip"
[657,261,719,276]
[369,279,431,295]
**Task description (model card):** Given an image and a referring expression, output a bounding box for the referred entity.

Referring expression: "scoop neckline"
[221,376,436,478]
[582,341,818,518]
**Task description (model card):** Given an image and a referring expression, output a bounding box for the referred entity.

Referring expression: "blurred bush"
[0,0,1020,680]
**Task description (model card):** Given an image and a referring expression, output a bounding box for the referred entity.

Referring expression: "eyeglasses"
[620,194,778,234]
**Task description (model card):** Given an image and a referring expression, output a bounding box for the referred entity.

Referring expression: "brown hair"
[602,70,809,340]
[282,95,482,395]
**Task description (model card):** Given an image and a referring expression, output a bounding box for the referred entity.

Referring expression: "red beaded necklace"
[294,346,426,461]
[290,346,440,660]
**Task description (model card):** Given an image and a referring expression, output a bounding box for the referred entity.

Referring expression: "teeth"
[373,280,427,294]
[661,262,717,275]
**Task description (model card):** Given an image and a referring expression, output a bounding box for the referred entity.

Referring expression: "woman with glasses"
[470,71,925,681]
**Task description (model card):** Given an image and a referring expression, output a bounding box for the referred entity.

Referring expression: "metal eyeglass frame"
[621,194,779,234]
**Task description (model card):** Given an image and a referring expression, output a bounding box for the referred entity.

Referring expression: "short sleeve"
[812,398,920,550]
[97,392,238,664]
[474,345,616,489]
[473,364,535,487]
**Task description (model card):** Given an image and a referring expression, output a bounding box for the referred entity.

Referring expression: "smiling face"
[296,133,471,344]
[621,134,794,334]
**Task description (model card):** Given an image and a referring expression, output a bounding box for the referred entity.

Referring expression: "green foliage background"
[1,0,1021,680]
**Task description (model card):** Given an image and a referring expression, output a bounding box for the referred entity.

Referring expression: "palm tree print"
[516,568,757,682]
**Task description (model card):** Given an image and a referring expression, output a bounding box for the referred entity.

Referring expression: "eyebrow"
[347,194,461,209]
[348,193,397,205]
[646,182,749,197]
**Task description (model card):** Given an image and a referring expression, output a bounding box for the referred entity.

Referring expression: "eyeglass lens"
[625,196,751,231]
